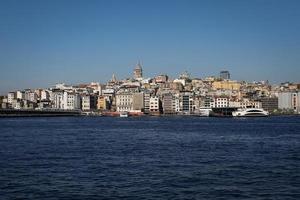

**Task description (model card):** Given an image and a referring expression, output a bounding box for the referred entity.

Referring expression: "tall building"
[81,94,97,111]
[149,96,161,114]
[7,92,15,104]
[220,70,230,80]
[278,92,299,112]
[259,97,278,113]
[181,92,193,114]
[143,92,150,114]
[63,92,81,110]
[116,92,133,112]
[133,61,143,79]
[132,93,144,112]
[162,93,174,114]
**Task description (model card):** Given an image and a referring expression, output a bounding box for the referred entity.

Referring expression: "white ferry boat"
[232,108,269,117]
[119,112,129,117]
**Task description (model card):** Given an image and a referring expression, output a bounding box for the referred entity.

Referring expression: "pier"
[0,109,81,117]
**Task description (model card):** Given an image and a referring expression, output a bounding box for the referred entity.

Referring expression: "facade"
[16,91,25,100]
[25,91,37,103]
[143,92,150,114]
[149,96,160,113]
[52,91,64,109]
[214,97,229,108]
[259,97,278,113]
[7,92,15,104]
[162,93,174,114]
[239,99,261,109]
[154,75,168,83]
[41,90,50,100]
[63,92,81,110]
[116,93,133,112]
[82,95,97,111]
[132,93,144,112]
[212,80,241,91]
[97,96,110,110]
[181,92,193,113]
[278,92,293,110]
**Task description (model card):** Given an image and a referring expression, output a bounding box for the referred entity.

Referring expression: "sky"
[0,0,300,94]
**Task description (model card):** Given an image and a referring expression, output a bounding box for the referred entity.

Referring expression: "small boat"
[119,112,128,117]
[232,108,269,117]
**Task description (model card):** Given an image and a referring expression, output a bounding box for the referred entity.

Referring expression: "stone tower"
[133,61,143,79]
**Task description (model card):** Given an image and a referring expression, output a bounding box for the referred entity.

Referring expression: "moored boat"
[119,111,129,117]
[232,108,269,117]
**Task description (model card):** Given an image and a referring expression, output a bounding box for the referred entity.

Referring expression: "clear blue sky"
[0,0,299,94]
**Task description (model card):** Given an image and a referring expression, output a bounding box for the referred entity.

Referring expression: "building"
[149,96,160,114]
[81,94,97,111]
[220,70,230,80]
[181,92,193,114]
[239,99,261,109]
[154,75,168,83]
[278,92,299,112]
[41,90,50,100]
[116,93,133,112]
[97,96,110,110]
[25,91,37,103]
[52,91,64,109]
[7,92,15,104]
[214,97,229,108]
[278,92,294,110]
[212,80,241,91]
[162,93,174,114]
[259,97,278,113]
[133,61,143,79]
[132,93,144,112]
[203,96,215,108]
[16,91,25,100]
[143,92,150,114]
[11,99,23,109]
[63,92,81,110]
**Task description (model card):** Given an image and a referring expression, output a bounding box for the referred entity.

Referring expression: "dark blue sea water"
[0,116,299,200]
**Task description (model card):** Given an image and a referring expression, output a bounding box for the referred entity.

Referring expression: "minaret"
[133,61,143,79]
[111,73,117,82]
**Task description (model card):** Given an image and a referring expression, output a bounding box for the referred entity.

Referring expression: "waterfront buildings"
[1,63,299,115]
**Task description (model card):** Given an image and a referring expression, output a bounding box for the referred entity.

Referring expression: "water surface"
[0,116,299,199]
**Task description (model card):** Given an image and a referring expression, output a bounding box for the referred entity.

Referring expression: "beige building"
[116,93,133,112]
[132,93,144,112]
[97,96,109,110]
[212,80,241,91]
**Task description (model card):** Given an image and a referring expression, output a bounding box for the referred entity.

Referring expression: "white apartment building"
[278,91,300,112]
[149,96,160,112]
[52,91,64,109]
[63,92,81,110]
[16,91,25,100]
[214,97,229,108]
[7,92,15,104]
[116,93,133,112]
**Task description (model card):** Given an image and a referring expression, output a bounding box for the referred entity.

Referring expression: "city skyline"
[1,0,300,94]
